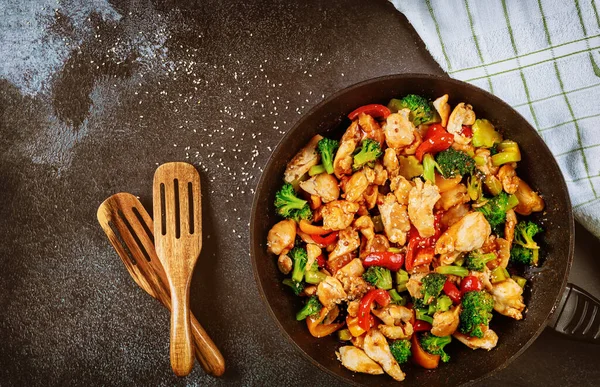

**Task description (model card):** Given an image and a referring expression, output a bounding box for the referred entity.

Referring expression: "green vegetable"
[435,148,476,178]
[389,339,412,364]
[467,173,483,201]
[352,139,383,171]
[396,269,409,293]
[289,247,308,283]
[420,333,452,362]
[491,140,521,166]
[398,155,424,179]
[421,273,446,304]
[490,266,510,284]
[459,290,494,338]
[337,329,352,341]
[274,183,313,222]
[416,308,434,324]
[389,289,403,304]
[435,265,469,277]
[305,263,327,284]
[512,275,527,288]
[484,175,503,196]
[475,191,519,232]
[435,295,453,312]
[308,164,326,176]
[390,94,434,125]
[317,138,339,175]
[511,220,543,266]
[387,247,402,253]
[295,296,322,321]
[422,153,443,182]
[282,279,304,295]
[472,119,502,148]
[363,266,393,290]
[510,245,535,265]
[464,250,497,272]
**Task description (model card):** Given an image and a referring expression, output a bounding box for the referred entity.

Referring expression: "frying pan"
[250,74,599,386]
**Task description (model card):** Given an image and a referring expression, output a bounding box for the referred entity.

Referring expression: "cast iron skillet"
[251,74,597,386]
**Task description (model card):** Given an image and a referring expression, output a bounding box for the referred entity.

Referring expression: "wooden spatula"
[97,193,224,376]
[153,162,203,377]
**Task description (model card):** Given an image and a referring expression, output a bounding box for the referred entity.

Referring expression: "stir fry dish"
[266,94,545,381]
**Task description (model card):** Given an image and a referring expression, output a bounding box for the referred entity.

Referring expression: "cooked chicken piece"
[439,251,461,266]
[337,258,365,277]
[299,173,340,203]
[498,164,519,194]
[303,285,317,296]
[354,216,375,241]
[317,276,348,309]
[400,131,422,156]
[277,254,292,274]
[431,306,461,337]
[373,305,414,340]
[408,179,441,238]
[337,346,384,375]
[447,103,475,145]
[361,234,391,258]
[359,113,386,146]
[347,300,360,318]
[451,142,475,155]
[306,243,322,271]
[436,183,470,211]
[390,175,413,206]
[329,227,361,261]
[334,121,362,178]
[474,148,499,176]
[383,148,400,178]
[351,334,365,349]
[363,185,379,210]
[267,219,297,255]
[441,203,470,229]
[364,329,405,382]
[383,110,416,150]
[435,212,491,255]
[406,273,425,299]
[344,170,369,202]
[284,134,323,183]
[296,229,316,245]
[453,329,498,350]
[491,279,526,320]
[364,163,388,186]
[378,193,411,245]
[495,237,511,269]
[322,200,360,231]
[433,94,451,127]
[336,258,369,300]
[504,210,517,245]
[514,177,545,215]
[435,173,462,193]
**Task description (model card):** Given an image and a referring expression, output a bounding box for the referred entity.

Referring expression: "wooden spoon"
[97,192,224,376]
[153,162,203,377]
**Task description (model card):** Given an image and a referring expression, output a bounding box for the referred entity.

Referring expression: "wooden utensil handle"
[170,284,194,376]
[190,313,226,376]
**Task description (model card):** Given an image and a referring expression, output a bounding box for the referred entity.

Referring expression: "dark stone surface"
[0,0,598,386]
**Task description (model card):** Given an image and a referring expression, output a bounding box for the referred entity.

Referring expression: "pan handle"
[548,283,600,344]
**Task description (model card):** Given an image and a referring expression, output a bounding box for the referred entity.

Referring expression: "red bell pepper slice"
[443,280,462,304]
[358,289,391,331]
[404,213,443,271]
[348,104,391,121]
[460,275,483,293]
[413,320,432,332]
[310,231,338,247]
[316,254,326,268]
[415,123,454,162]
[363,252,405,271]
[461,125,473,137]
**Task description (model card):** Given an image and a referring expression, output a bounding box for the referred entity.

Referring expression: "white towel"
[390,0,600,238]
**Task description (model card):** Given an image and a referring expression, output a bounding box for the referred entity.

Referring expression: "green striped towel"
[391,0,600,238]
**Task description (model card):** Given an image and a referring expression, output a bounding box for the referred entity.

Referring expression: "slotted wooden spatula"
[97,193,224,376]
[153,162,202,377]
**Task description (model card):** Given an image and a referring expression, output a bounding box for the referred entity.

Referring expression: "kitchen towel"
[390,0,600,238]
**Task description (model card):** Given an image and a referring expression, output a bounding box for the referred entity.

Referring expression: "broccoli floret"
[510,245,534,265]
[435,295,453,313]
[295,296,322,321]
[396,94,434,125]
[459,290,494,338]
[420,333,452,362]
[274,183,313,222]
[389,339,412,364]
[472,119,502,148]
[421,273,446,304]
[282,279,304,295]
[352,139,383,171]
[491,140,521,166]
[464,250,497,271]
[435,148,475,178]
[362,266,393,290]
[422,153,443,182]
[317,138,339,175]
[476,191,519,232]
[514,221,543,249]
[289,247,308,283]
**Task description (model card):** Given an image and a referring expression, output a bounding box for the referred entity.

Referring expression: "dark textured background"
[0,0,598,386]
